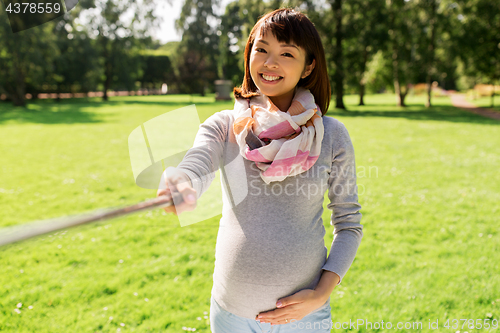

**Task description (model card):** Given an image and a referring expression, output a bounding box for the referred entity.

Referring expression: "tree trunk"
[492,83,495,108]
[332,0,345,109]
[10,84,26,107]
[388,0,405,107]
[101,36,111,101]
[425,0,437,108]
[392,49,406,107]
[359,46,368,106]
[103,58,112,101]
[359,84,365,106]
[398,85,408,107]
[56,83,61,102]
[11,71,26,107]
[394,80,407,107]
[10,47,26,107]
[425,82,432,108]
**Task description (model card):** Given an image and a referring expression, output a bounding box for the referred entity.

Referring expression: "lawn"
[0,93,499,332]
[467,95,500,112]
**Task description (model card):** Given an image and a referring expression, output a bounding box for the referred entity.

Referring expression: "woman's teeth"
[262,74,282,81]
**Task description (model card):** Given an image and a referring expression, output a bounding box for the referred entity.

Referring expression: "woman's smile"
[249,30,314,110]
[260,73,283,84]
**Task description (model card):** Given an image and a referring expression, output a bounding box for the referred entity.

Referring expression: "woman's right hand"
[157,167,197,215]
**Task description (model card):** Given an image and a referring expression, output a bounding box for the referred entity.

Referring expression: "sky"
[154,0,234,44]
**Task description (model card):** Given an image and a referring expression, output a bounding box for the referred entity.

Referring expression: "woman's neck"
[268,87,298,111]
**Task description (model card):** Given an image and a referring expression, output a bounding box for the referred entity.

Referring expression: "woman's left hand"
[255,289,328,326]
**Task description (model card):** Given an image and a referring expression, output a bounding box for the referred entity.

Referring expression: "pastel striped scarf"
[233,88,324,184]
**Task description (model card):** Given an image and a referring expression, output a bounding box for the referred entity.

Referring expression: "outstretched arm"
[157,110,230,215]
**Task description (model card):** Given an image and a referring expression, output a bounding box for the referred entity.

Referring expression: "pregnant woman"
[158,8,363,332]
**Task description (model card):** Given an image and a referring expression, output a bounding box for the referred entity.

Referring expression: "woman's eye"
[256,48,266,53]
[282,53,294,58]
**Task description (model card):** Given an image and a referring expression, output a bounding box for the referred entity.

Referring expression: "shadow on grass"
[326,103,500,125]
[0,98,111,124]
[3,95,497,126]
[0,96,221,125]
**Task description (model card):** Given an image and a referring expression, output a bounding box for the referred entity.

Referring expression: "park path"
[449,93,500,120]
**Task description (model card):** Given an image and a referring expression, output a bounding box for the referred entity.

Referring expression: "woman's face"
[249,29,315,111]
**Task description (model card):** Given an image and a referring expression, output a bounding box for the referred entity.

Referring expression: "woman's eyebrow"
[255,39,299,50]
[281,44,299,50]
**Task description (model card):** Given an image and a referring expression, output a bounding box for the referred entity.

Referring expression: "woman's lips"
[260,73,283,84]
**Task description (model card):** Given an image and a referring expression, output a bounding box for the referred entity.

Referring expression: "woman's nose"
[264,54,279,68]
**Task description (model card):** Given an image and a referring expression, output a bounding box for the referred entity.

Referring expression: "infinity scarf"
[233,87,324,184]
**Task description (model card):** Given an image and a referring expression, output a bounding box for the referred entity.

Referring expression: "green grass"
[0,94,499,332]
[467,95,500,112]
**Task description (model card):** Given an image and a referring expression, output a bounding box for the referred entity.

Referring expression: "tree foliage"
[174,0,222,95]
[83,0,162,99]
[0,9,58,106]
[455,0,500,106]
[0,0,499,109]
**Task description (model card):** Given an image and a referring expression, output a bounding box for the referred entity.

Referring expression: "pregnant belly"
[214,225,327,285]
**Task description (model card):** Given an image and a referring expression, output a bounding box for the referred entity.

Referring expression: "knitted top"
[177,108,363,319]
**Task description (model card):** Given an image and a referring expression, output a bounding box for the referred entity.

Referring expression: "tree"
[386,0,429,107]
[422,0,438,108]
[295,0,349,109]
[0,9,58,106]
[174,0,222,95]
[50,5,101,96]
[456,0,500,107]
[83,0,163,100]
[219,0,245,86]
[343,0,388,105]
[428,0,460,92]
[330,0,345,109]
[139,53,175,90]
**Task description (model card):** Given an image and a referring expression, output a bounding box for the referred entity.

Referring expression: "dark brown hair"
[233,8,331,116]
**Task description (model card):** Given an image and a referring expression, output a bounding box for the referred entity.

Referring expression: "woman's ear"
[301,59,316,79]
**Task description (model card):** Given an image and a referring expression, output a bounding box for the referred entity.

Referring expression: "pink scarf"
[233,88,324,184]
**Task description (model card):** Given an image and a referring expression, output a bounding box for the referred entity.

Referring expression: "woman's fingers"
[157,167,197,215]
[156,188,170,198]
[175,179,197,205]
[157,187,175,214]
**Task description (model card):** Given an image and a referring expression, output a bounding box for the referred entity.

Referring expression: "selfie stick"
[0,193,182,247]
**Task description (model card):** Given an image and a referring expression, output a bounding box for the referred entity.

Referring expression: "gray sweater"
[177,108,363,319]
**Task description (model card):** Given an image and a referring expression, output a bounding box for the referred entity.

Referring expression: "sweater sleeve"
[321,121,363,284]
[176,110,230,199]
